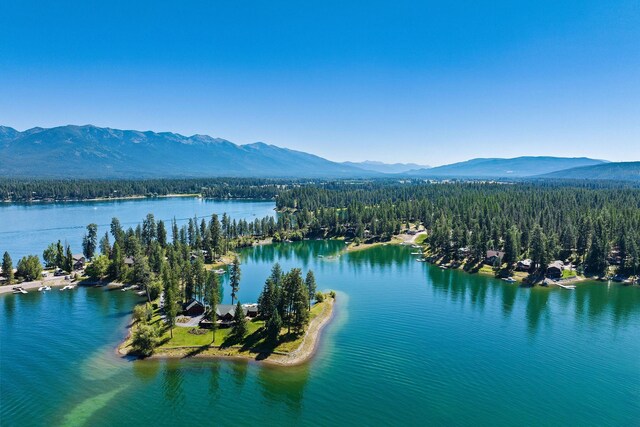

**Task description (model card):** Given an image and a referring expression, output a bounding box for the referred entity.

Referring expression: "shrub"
[315,291,325,303]
[329,290,336,299]
[131,324,159,357]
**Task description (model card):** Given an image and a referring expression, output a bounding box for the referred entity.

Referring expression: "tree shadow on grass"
[181,344,211,359]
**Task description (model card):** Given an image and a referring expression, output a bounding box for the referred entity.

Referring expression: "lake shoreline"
[2,194,277,204]
[117,296,335,367]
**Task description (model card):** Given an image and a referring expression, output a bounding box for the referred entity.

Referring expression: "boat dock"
[552,282,576,290]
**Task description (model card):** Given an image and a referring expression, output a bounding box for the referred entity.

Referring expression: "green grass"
[414,234,428,245]
[131,297,333,355]
[562,269,577,279]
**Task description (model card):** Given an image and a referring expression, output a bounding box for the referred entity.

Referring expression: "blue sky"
[1,1,638,165]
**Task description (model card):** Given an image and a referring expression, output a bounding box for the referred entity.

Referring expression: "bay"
[1,200,639,426]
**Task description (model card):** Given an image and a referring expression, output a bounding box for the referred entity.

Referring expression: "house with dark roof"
[516,259,532,272]
[183,299,205,316]
[72,254,86,270]
[484,250,505,265]
[546,261,565,279]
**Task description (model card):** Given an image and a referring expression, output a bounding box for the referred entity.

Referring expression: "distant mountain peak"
[0,124,380,179]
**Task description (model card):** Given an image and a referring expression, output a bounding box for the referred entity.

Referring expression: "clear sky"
[1,1,638,166]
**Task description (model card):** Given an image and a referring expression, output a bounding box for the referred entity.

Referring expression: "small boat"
[410,252,422,255]
[416,258,427,262]
[38,285,52,291]
[121,285,132,291]
[12,286,28,294]
[213,269,226,275]
[411,244,421,249]
[136,290,147,296]
[60,284,75,291]
[503,277,516,283]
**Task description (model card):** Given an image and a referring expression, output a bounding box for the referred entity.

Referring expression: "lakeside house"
[485,250,505,265]
[546,261,565,279]
[183,299,206,316]
[124,257,134,267]
[72,254,86,270]
[199,303,259,328]
[516,259,532,271]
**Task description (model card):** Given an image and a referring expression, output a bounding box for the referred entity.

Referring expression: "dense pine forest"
[275,180,640,278]
[0,178,283,201]
[2,178,639,281]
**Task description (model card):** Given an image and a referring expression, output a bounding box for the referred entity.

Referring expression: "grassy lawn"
[562,269,577,279]
[126,296,333,357]
[414,233,428,245]
[158,318,264,347]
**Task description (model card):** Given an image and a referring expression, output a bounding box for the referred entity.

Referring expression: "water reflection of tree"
[229,360,249,389]
[526,290,550,336]
[2,294,16,325]
[256,364,310,414]
[500,283,517,318]
[241,240,350,266]
[162,360,185,408]
[132,359,161,382]
[208,361,222,401]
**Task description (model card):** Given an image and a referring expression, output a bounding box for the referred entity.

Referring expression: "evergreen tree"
[64,245,73,273]
[100,231,111,256]
[229,255,241,305]
[503,226,520,267]
[142,213,156,252]
[157,220,167,247]
[55,240,64,269]
[265,309,282,341]
[2,251,14,284]
[110,241,124,280]
[305,270,317,310]
[530,225,548,274]
[205,272,219,342]
[82,223,98,259]
[585,218,609,277]
[162,264,178,339]
[232,300,247,338]
[110,217,124,244]
[292,274,310,333]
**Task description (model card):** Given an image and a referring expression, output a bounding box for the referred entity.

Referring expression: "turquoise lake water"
[1,200,639,426]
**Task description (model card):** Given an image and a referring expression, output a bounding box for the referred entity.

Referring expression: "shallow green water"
[2,240,639,426]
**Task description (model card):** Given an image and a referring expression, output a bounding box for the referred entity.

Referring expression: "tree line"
[274,181,640,278]
[0,178,287,201]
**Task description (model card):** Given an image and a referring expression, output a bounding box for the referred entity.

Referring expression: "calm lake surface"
[0,197,276,260]
[1,200,639,426]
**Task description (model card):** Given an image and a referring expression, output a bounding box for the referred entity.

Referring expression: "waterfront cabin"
[72,254,86,270]
[485,250,505,265]
[546,261,565,279]
[243,303,259,318]
[516,259,532,272]
[215,304,237,322]
[183,299,205,316]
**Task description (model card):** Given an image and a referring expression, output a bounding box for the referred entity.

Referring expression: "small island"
[119,261,336,365]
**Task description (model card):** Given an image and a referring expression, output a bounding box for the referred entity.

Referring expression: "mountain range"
[342,160,430,174]
[1,125,637,181]
[403,156,608,178]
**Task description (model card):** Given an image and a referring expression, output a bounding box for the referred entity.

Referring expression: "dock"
[552,282,576,290]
